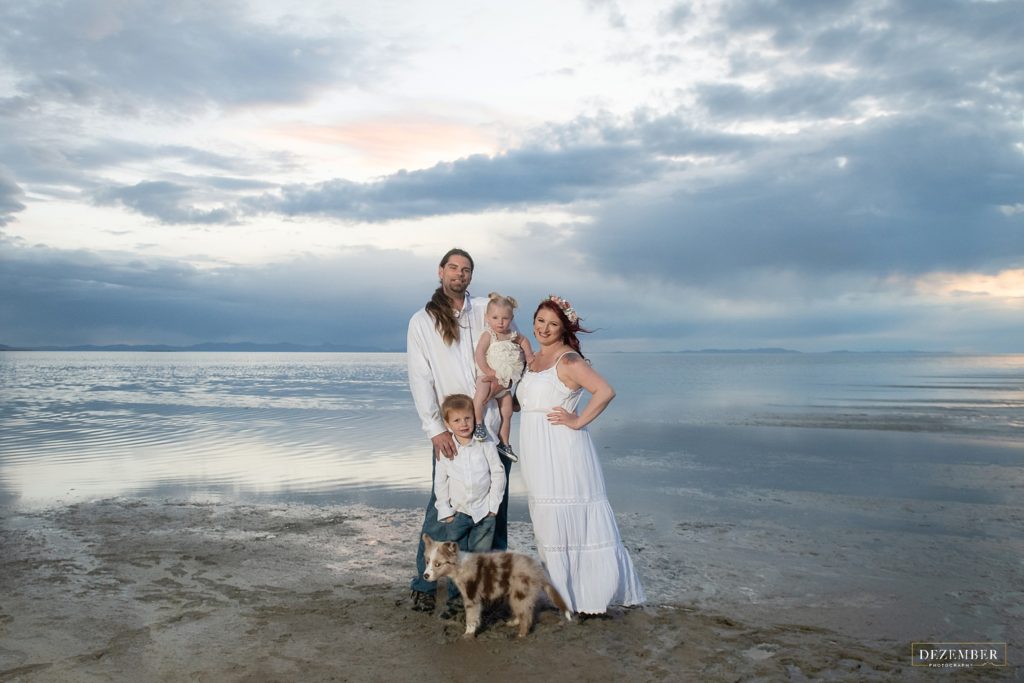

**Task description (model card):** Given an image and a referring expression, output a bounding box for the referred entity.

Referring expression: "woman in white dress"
[516,295,645,615]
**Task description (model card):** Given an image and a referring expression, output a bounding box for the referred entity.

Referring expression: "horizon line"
[0,341,996,355]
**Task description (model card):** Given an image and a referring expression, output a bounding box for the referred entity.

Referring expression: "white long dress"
[517,353,645,614]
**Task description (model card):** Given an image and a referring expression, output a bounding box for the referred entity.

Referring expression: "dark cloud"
[2,0,1021,352]
[0,239,615,350]
[693,0,1024,124]
[0,137,94,192]
[0,169,26,226]
[7,111,734,227]
[0,124,276,202]
[232,114,756,224]
[244,143,666,221]
[0,1,376,112]
[19,110,757,227]
[2,232,1021,352]
[696,75,859,121]
[582,112,1024,287]
[573,110,761,158]
[69,141,253,173]
[94,181,238,225]
[719,0,859,42]
[0,244,431,348]
[0,2,369,213]
[659,3,694,31]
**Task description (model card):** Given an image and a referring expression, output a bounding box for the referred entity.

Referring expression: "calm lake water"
[0,351,1021,511]
[3,351,1022,643]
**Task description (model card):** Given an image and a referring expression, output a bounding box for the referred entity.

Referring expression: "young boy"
[434,394,507,555]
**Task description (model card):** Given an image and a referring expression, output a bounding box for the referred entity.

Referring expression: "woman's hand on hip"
[546,406,581,429]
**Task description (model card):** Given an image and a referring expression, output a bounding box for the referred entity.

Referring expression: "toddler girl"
[472,292,534,461]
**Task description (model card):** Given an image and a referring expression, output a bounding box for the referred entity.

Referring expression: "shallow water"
[0,352,423,506]
[1,350,1022,643]
[1,351,1021,510]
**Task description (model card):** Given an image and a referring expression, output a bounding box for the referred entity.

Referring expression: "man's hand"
[432,431,457,460]
[478,375,503,402]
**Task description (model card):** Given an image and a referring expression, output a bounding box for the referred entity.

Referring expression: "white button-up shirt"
[434,438,506,523]
[407,294,501,439]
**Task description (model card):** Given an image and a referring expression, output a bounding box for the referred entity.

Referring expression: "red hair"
[534,299,591,358]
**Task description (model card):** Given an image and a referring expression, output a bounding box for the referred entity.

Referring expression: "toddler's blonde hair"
[486,291,518,313]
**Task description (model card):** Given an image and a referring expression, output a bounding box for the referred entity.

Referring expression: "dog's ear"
[422,533,434,548]
[444,541,458,553]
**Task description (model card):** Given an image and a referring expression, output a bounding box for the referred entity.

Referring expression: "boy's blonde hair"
[486,291,518,313]
[441,393,474,422]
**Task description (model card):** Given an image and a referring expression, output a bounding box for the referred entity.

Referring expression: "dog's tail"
[543,581,573,622]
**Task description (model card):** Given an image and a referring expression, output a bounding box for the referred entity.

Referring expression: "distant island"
[674,347,801,354]
[672,348,955,355]
[0,343,958,355]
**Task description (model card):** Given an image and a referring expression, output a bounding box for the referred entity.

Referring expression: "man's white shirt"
[433,439,506,523]
[407,294,502,439]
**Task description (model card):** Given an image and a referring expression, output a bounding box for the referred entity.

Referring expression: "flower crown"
[546,294,579,324]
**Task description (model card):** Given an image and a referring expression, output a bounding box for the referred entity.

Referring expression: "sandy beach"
[2,498,1016,682]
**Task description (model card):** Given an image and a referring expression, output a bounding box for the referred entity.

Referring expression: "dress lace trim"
[537,539,621,552]
[529,496,609,505]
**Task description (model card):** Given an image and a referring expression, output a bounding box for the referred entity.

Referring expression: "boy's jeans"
[445,512,495,553]
[411,449,511,596]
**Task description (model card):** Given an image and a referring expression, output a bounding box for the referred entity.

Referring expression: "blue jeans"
[410,449,512,595]
[446,512,496,553]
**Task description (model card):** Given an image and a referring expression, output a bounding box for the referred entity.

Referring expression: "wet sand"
[2,498,1018,682]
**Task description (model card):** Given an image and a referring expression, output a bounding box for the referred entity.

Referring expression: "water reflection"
[0,353,424,505]
[1,351,1021,509]
[593,352,1024,435]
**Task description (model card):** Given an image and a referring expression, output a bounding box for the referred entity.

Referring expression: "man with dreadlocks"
[406,248,514,613]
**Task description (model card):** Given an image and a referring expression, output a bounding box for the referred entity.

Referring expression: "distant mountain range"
[673,348,952,354]
[0,342,400,353]
[0,343,953,354]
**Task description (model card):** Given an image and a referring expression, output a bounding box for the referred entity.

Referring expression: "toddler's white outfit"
[481,329,526,397]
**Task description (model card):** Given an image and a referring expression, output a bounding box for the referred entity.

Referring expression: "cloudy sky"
[1,0,1022,352]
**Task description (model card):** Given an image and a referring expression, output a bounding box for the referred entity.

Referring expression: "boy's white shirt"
[406,292,517,439]
[434,438,506,523]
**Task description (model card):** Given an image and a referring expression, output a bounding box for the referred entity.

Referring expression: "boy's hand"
[485,512,496,518]
[441,516,455,524]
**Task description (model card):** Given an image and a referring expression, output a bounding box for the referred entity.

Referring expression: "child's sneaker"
[497,442,518,462]
[472,423,487,442]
